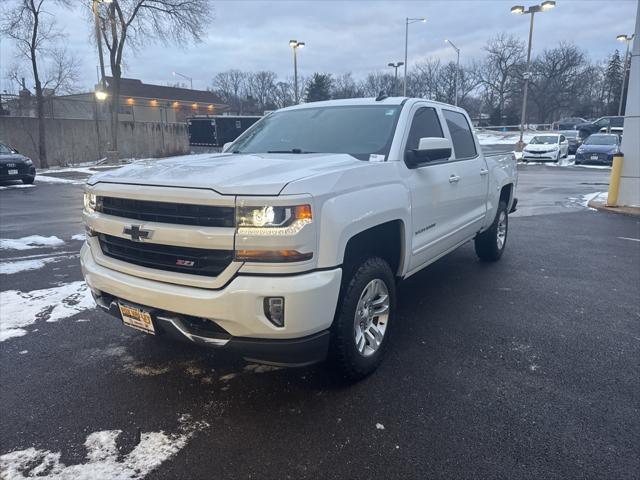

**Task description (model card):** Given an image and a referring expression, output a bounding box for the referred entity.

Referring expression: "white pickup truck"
[81,97,517,380]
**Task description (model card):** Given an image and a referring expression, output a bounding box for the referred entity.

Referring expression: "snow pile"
[476,130,536,145]
[71,233,86,241]
[581,191,607,208]
[35,175,84,185]
[0,235,64,250]
[0,414,208,480]
[0,281,95,341]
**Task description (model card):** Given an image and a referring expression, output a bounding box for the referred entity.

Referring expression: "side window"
[443,110,477,159]
[405,107,444,152]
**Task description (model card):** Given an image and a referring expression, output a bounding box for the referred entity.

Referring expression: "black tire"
[475,201,508,262]
[22,176,35,184]
[328,257,396,381]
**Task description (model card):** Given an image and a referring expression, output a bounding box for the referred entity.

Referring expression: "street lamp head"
[95,89,108,101]
[289,40,297,47]
[398,61,404,66]
[540,1,556,10]
[617,34,633,42]
[388,62,394,67]
[297,42,305,48]
[511,5,525,14]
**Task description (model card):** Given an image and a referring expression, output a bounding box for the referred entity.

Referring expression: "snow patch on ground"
[0,414,208,480]
[0,253,76,275]
[0,235,65,250]
[71,233,86,241]
[376,423,385,430]
[581,191,607,208]
[0,281,95,341]
[476,131,536,145]
[99,346,171,377]
[243,364,282,373]
[0,184,35,190]
[35,175,84,185]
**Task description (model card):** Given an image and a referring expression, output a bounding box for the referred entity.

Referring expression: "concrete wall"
[0,117,189,167]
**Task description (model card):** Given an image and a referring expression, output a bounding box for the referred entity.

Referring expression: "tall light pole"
[172,71,193,90]
[403,17,426,97]
[445,39,460,106]
[92,0,112,89]
[388,62,404,96]
[511,1,556,149]
[616,33,635,116]
[289,40,305,104]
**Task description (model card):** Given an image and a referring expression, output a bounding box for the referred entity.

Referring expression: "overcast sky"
[0,0,637,93]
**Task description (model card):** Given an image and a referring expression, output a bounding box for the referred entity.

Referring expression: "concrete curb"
[588,200,640,217]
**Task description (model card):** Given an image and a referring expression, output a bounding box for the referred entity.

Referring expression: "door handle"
[449,174,461,183]
[480,169,489,176]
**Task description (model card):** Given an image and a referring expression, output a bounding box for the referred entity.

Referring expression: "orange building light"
[191,103,198,110]
[207,104,214,111]
[126,97,135,105]
[150,99,158,107]
[172,101,180,108]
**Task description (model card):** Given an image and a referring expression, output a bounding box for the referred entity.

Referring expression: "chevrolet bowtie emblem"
[123,225,152,242]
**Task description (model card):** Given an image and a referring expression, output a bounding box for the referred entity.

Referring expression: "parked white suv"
[81,97,517,380]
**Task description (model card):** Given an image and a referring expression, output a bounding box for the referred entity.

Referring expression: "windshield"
[529,135,559,145]
[0,143,14,154]
[230,105,402,160]
[584,135,617,146]
[560,131,577,138]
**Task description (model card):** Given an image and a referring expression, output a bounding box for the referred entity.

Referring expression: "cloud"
[1,0,637,92]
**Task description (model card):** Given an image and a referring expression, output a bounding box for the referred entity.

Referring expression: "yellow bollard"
[606,153,624,207]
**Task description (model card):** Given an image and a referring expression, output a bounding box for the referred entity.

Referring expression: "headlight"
[236,204,312,235]
[83,192,96,213]
[235,204,314,263]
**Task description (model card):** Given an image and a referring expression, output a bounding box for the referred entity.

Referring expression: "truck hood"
[525,144,558,152]
[88,152,366,195]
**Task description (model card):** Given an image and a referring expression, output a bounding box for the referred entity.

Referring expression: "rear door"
[441,109,489,241]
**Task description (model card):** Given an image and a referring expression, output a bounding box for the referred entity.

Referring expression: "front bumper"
[522,151,558,161]
[81,243,342,365]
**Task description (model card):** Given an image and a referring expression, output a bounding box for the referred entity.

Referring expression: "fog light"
[264,297,284,327]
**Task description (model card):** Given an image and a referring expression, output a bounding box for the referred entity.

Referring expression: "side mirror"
[405,137,452,169]
[222,142,233,153]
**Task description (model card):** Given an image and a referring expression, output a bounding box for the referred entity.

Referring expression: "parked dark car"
[0,142,36,184]
[559,130,581,154]
[574,134,620,166]
[187,115,261,148]
[575,116,624,140]
[555,117,587,130]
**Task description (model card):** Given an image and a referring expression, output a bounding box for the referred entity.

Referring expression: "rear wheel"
[328,257,395,381]
[475,201,508,262]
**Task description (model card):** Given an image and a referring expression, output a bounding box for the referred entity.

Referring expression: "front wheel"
[328,257,396,381]
[475,201,508,262]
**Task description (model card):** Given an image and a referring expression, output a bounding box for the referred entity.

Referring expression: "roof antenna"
[375,91,388,101]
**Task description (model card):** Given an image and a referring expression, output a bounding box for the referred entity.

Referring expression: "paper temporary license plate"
[8,169,18,175]
[591,154,599,160]
[118,303,155,334]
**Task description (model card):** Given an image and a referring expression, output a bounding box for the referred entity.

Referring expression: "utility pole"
[403,17,426,96]
[289,40,305,104]
[388,62,404,96]
[445,39,461,106]
[511,2,556,150]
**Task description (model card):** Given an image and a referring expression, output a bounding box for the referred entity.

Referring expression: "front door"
[402,105,462,272]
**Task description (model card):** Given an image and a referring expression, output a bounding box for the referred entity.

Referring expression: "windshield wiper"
[267,149,316,154]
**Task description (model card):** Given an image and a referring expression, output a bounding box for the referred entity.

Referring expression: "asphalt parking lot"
[1,163,638,479]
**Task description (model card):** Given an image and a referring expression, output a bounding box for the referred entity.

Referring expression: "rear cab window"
[442,110,477,159]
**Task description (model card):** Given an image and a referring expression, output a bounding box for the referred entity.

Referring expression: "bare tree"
[272,80,294,109]
[246,71,277,112]
[93,0,210,154]
[476,34,525,125]
[360,72,396,97]
[1,0,72,167]
[528,43,588,123]
[212,69,248,114]
[332,72,362,99]
[409,58,442,99]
